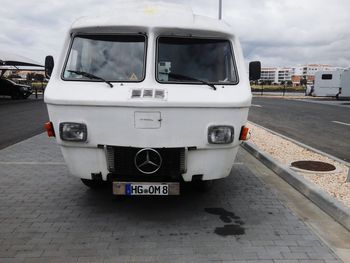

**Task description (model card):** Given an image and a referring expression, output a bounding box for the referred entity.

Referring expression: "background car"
[0,77,32,99]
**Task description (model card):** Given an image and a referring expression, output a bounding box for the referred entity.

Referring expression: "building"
[291,64,343,86]
[259,64,344,86]
[260,67,277,84]
[277,68,292,84]
[260,67,292,84]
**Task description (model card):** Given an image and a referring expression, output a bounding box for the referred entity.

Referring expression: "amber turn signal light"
[45,122,55,137]
[239,126,251,141]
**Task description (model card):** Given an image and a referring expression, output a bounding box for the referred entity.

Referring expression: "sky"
[0,0,349,68]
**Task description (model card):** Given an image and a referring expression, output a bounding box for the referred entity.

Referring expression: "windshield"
[157,37,238,84]
[63,34,146,82]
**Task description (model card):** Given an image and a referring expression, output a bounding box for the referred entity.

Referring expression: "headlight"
[59,122,87,142]
[208,126,234,144]
[20,86,28,91]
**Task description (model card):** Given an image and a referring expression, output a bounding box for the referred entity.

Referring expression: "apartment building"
[260,67,292,84]
[259,64,343,86]
[277,68,293,83]
[260,67,277,84]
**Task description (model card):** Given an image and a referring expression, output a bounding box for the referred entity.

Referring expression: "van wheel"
[192,180,214,192]
[81,178,105,189]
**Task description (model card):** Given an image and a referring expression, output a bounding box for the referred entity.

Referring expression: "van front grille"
[106,146,186,179]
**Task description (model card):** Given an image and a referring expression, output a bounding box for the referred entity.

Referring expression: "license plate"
[113,182,180,196]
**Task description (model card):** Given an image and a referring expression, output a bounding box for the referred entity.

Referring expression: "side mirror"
[249,61,261,81]
[45,55,54,79]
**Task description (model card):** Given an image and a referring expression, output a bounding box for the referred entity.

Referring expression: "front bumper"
[60,145,238,182]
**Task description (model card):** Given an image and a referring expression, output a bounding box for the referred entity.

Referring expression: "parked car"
[0,77,32,99]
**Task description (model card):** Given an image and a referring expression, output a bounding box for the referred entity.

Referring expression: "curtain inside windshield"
[63,35,146,82]
[157,37,237,84]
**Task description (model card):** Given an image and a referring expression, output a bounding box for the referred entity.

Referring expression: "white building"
[260,67,277,84]
[277,68,293,83]
[260,67,292,84]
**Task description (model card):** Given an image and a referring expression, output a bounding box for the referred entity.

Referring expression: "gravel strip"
[247,122,350,207]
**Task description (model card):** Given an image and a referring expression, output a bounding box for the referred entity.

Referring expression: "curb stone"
[242,141,350,232]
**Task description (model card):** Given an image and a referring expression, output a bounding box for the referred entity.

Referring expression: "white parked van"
[44,3,260,195]
[339,69,350,99]
[313,70,342,97]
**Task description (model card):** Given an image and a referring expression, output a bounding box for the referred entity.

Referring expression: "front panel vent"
[131,89,142,98]
[130,89,166,100]
[155,89,165,99]
[143,89,153,98]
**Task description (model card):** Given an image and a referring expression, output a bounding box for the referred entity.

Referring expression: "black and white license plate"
[113,182,180,196]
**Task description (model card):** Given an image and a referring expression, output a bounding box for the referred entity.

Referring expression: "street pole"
[219,0,222,20]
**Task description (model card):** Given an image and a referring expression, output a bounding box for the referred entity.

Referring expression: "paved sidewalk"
[0,134,342,263]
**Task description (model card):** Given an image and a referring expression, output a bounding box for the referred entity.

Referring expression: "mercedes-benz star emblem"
[134,148,162,174]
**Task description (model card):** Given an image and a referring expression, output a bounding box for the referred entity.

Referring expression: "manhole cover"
[291,161,336,172]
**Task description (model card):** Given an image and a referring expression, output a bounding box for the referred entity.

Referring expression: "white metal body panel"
[313,71,342,97]
[340,70,350,98]
[44,3,252,182]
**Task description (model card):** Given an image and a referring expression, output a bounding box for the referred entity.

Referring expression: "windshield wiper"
[168,73,216,90]
[67,70,113,88]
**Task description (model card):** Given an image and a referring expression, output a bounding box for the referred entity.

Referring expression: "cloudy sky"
[1,0,349,67]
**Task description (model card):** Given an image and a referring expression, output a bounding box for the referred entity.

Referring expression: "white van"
[44,3,260,195]
[339,69,350,99]
[313,70,342,97]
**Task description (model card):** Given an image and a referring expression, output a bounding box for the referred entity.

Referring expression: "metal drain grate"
[291,160,336,172]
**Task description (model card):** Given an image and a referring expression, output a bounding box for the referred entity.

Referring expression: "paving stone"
[0,134,341,262]
[273,260,299,263]
[77,256,104,263]
[298,260,326,263]
[281,252,309,260]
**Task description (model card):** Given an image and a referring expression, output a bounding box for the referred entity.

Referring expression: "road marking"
[252,104,262,108]
[332,121,350,127]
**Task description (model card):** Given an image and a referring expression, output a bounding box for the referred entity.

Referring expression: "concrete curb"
[242,141,350,232]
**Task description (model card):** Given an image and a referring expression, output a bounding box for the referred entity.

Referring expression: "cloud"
[0,0,349,67]
[222,0,350,67]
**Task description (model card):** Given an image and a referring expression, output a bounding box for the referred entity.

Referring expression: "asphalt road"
[0,97,49,149]
[249,97,350,162]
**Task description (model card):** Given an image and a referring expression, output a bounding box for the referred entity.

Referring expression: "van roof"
[70,2,234,36]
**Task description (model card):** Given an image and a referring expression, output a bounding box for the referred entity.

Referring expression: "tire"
[81,178,105,189]
[192,180,214,192]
